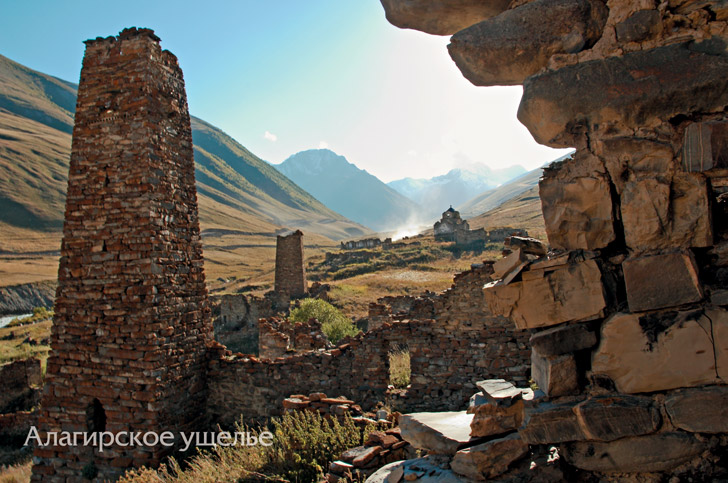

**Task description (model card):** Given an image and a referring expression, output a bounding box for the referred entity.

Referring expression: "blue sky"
[1,0,571,182]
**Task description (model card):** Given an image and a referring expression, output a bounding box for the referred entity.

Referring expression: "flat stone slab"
[562,432,706,473]
[399,411,475,455]
[365,456,467,483]
[665,385,728,433]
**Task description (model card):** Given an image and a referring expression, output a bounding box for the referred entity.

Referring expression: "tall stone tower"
[32,28,212,481]
[274,230,307,297]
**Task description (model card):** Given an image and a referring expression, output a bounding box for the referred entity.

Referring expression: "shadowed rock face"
[381,0,728,480]
[518,40,728,148]
[448,0,608,86]
[380,0,510,35]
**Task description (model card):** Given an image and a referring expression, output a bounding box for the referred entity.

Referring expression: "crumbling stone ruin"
[377,0,728,479]
[206,262,531,426]
[341,237,385,250]
[274,229,307,298]
[258,316,329,359]
[31,28,212,481]
[0,358,41,414]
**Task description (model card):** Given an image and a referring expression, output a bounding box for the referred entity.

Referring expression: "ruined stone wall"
[274,230,307,297]
[0,358,41,414]
[257,316,329,359]
[207,264,530,425]
[32,28,212,482]
[382,0,728,479]
[215,293,275,354]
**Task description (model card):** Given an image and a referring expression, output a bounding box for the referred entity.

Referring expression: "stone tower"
[31,28,212,481]
[274,230,307,297]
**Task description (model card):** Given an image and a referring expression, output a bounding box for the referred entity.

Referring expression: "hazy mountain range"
[0,53,369,247]
[275,149,422,232]
[388,164,527,219]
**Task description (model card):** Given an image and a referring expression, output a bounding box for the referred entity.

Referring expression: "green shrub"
[266,411,370,482]
[290,299,359,344]
[120,412,374,483]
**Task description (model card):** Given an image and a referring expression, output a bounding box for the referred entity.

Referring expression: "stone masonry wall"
[382,0,728,479]
[32,28,212,482]
[274,230,307,297]
[0,358,41,414]
[207,264,530,426]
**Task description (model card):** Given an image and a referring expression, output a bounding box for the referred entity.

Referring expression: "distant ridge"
[0,53,369,245]
[388,164,527,219]
[275,149,423,232]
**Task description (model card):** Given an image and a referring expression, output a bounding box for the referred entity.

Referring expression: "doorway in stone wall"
[388,344,410,389]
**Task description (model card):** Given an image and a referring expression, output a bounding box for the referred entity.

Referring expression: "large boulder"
[592,311,719,393]
[561,432,706,473]
[519,41,728,148]
[379,0,510,36]
[622,251,704,312]
[664,385,728,433]
[620,173,712,252]
[484,258,606,330]
[450,433,528,480]
[449,0,608,86]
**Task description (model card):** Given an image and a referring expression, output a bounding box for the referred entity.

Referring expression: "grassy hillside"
[0,53,369,287]
[468,185,546,240]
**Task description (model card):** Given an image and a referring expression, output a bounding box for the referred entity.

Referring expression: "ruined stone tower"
[274,230,307,297]
[32,28,212,481]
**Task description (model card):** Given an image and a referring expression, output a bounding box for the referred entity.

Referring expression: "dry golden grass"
[468,186,546,241]
[0,460,32,483]
[0,319,51,365]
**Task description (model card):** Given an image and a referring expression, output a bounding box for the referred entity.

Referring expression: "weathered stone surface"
[519,41,728,148]
[399,411,474,455]
[469,399,524,438]
[621,173,712,252]
[573,395,661,441]
[520,401,586,444]
[485,259,606,330]
[529,323,597,357]
[665,385,728,433]
[474,379,522,407]
[493,249,527,280]
[710,308,728,380]
[531,352,578,397]
[592,311,719,394]
[505,235,547,256]
[682,120,728,172]
[379,0,510,36]
[365,456,465,483]
[615,9,663,43]
[598,137,676,195]
[562,432,706,473]
[540,171,615,251]
[449,0,608,86]
[450,433,528,481]
[623,251,703,312]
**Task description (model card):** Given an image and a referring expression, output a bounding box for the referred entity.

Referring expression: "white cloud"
[407,149,417,157]
[264,131,277,142]
[319,141,329,149]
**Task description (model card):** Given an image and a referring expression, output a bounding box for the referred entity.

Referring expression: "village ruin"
[0,0,724,480]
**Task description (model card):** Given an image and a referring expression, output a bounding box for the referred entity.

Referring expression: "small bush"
[289,299,359,344]
[120,412,374,483]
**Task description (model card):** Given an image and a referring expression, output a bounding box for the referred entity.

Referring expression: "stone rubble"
[376,0,728,479]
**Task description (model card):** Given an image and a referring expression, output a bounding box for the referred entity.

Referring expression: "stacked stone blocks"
[31,28,212,482]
